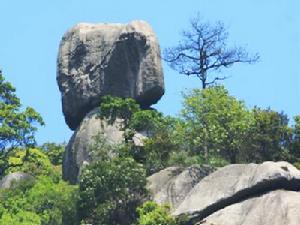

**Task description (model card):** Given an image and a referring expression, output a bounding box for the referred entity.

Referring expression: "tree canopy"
[0,70,44,151]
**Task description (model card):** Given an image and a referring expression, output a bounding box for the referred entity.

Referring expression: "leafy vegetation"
[40,142,65,166]
[1,67,300,225]
[0,148,56,179]
[0,176,78,225]
[78,137,147,225]
[0,70,44,151]
[181,86,252,163]
[136,201,176,225]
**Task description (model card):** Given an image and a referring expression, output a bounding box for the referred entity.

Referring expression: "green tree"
[0,176,78,225]
[0,70,44,151]
[99,95,140,129]
[242,108,292,162]
[128,110,180,174]
[40,142,65,166]
[181,86,252,163]
[0,148,58,179]
[290,116,300,160]
[78,137,147,225]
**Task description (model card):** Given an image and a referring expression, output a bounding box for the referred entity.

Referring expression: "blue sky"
[0,0,299,144]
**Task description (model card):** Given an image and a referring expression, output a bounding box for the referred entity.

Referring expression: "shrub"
[0,148,58,179]
[136,201,176,225]
[0,176,78,225]
[78,156,147,225]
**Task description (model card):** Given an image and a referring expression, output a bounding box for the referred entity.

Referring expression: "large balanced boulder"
[57,20,164,130]
[63,107,124,184]
[200,190,300,225]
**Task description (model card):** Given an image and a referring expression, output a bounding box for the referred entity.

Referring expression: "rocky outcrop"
[173,161,300,220]
[63,107,147,184]
[62,108,124,184]
[58,20,164,183]
[200,190,300,225]
[148,161,300,225]
[147,165,215,209]
[57,20,164,130]
[0,172,34,189]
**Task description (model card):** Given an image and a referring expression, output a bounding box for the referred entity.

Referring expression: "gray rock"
[63,107,124,184]
[147,165,214,210]
[200,190,300,225]
[57,20,164,130]
[173,161,300,222]
[0,172,34,189]
[63,106,148,184]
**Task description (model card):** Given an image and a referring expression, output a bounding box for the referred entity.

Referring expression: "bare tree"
[164,15,259,88]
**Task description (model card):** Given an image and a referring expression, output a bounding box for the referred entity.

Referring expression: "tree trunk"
[229,149,237,164]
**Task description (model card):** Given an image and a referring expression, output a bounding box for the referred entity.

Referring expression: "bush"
[0,148,58,179]
[40,142,65,166]
[136,201,176,225]
[78,155,147,225]
[99,95,140,128]
[0,176,78,225]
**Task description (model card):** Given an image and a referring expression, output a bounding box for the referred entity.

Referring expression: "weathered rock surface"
[63,107,147,184]
[147,165,214,210]
[63,107,124,184]
[0,172,33,189]
[173,161,300,222]
[200,190,300,225]
[57,20,164,130]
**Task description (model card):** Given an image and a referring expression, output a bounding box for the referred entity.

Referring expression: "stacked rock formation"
[57,20,164,184]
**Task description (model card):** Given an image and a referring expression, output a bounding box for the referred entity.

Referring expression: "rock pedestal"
[62,108,124,184]
[58,20,164,184]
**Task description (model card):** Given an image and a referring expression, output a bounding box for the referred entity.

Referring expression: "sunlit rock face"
[57,20,164,130]
[62,108,124,184]
[148,161,300,225]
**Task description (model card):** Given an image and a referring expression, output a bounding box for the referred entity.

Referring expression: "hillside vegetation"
[0,71,300,224]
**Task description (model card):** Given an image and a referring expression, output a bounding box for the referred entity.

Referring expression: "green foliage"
[88,132,119,162]
[290,116,300,160]
[0,148,58,179]
[0,176,78,225]
[40,142,65,166]
[78,140,147,225]
[0,70,44,150]
[129,112,180,175]
[136,201,176,225]
[181,85,252,163]
[129,110,164,133]
[168,151,228,168]
[98,96,182,175]
[99,95,140,128]
[242,108,292,162]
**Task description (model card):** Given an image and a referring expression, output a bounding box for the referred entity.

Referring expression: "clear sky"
[0,0,299,144]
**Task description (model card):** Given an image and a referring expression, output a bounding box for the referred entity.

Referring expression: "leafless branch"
[164,14,259,89]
